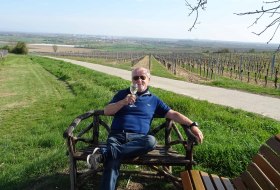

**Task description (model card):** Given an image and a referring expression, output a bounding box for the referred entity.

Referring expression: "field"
[27,44,94,54]
[0,54,279,189]
[23,37,280,98]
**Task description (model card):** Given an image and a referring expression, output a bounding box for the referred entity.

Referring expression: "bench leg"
[163,166,172,173]
[150,165,183,190]
[69,157,77,190]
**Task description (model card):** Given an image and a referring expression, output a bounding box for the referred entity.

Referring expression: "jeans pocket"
[126,133,145,142]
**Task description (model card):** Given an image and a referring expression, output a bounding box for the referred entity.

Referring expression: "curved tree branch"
[235,1,280,43]
[185,0,207,31]
[185,0,280,43]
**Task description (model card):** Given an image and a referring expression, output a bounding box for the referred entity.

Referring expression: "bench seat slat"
[220,177,235,190]
[266,136,280,156]
[259,145,280,173]
[275,134,280,142]
[200,171,215,190]
[181,170,236,190]
[247,162,276,190]
[180,170,194,190]
[74,146,191,165]
[253,153,280,188]
[210,174,225,190]
[241,171,262,190]
[231,177,247,190]
[122,155,191,165]
[190,170,206,190]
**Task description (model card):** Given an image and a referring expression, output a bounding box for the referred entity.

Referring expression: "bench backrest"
[180,134,280,190]
[232,134,280,189]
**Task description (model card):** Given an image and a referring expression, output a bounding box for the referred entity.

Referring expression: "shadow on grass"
[79,171,177,190]
[0,172,70,190]
[1,171,177,190]
[25,173,70,190]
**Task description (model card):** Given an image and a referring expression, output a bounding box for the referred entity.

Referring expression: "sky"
[1,0,279,44]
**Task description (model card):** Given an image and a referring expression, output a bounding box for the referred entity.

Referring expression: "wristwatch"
[189,122,198,128]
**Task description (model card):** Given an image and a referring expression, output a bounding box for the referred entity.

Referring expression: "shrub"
[11,41,28,54]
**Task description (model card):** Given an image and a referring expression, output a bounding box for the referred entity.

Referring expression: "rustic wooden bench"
[180,133,280,190]
[63,109,198,190]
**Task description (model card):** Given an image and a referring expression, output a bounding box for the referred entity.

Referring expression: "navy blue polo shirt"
[109,88,170,134]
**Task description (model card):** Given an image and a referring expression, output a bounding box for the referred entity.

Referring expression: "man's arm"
[104,94,136,115]
[165,109,204,143]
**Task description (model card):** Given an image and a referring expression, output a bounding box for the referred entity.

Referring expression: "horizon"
[1,30,279,47]
[1,0,280,44]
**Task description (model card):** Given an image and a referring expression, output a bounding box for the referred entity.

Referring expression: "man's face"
[132,68,150,92]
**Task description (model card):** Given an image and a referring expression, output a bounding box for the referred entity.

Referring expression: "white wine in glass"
[129,84,138,107]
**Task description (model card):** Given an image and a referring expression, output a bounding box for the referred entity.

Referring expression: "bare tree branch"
[185,0,207,31]
[235,1,280,43]
[265,0,280,4]
[185,0,280,43]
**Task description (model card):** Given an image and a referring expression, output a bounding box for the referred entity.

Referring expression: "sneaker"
[86,148,103,170]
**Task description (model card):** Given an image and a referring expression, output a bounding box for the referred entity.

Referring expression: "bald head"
[132,67,151,79]
[131,67,151,92]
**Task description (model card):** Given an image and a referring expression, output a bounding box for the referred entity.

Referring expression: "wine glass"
[129,83,138,107]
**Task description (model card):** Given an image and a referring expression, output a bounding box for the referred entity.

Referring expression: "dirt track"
[45,56,280,121]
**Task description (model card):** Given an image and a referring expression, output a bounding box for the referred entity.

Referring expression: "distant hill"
[0,31,278,53]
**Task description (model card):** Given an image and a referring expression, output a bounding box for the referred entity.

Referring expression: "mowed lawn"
[0,55,76,189]
[0,55,279,190]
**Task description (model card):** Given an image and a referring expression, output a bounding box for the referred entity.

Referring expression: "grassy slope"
[0,55,279,189]
[0,55,76,189]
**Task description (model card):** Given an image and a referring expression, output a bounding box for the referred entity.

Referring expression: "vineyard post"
[239,55,243,81]
[255,72,258,84]
[235,66,238,79]
[199,58,202,76]
[275,69,278,89]
[211,58,215,79]
[206,57,210,78]
[174,56,177,75]
[203,61,206,77]
[271,54,276,78]
[149,53,151,70]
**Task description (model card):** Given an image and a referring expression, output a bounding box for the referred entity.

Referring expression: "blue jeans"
[99,132,157,190]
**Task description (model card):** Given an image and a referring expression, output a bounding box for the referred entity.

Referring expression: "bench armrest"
[181,124,199,145]
[63,110,104,138]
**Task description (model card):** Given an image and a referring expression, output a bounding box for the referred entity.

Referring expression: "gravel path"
[46,56,280,121]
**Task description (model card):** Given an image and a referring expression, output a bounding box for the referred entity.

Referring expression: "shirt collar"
[137,87,151,96]
[126,87,151,96]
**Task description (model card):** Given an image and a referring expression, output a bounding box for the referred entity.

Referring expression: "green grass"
[0,55,279,189]
[206,76,280,96]
[0,55,74,189]
[58,56,133,70]
[150,56,183,80]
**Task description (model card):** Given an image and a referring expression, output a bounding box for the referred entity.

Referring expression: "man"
[87,67,204,190]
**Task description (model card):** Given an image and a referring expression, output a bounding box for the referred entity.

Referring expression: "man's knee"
[146,135,157,150]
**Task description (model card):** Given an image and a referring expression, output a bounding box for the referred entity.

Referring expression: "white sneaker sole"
[86,147,99,169]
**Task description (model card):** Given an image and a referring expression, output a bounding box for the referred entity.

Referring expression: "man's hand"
[123,94,136,105]
[104,94,136,115]
[190,126,204,144]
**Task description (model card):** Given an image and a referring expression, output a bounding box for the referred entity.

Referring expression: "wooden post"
[149,53,151,70]
[275,69,278,89]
